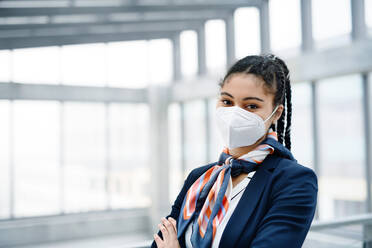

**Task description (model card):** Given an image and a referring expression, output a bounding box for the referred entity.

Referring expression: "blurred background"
[0,0,372,247]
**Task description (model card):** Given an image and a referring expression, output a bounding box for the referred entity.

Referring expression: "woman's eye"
[221,99,232,106]
[245,104,258,110]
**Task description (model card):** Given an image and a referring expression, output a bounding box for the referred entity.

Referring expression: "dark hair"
[219,54,292,151]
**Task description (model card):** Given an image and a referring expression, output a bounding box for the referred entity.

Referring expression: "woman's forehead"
[221,73,274,98]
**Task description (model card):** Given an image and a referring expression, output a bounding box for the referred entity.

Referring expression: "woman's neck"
[229,133,267,158]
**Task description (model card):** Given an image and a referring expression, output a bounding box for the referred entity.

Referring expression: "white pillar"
[148,85,171,233]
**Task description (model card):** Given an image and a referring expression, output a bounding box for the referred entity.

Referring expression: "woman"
[152,54,318,248]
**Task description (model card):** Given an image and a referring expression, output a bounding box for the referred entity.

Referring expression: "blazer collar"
[263,137,296,164]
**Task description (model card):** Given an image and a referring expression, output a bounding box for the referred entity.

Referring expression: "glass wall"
[13,101,60,217]
[312,0,352,49]
[109,103,150,208]
[61,44,106,86]
[291,82,314,169]
[0,41,157,219]
[183,100,207,176]
[180,30,198,78]
[234,7,260,59]
[0,101,10,218]
[205,19,226,74]
[0,50,11,82]
[13,47,60,84]
[147,39,173,85]
[107,41,148,88]
[317,75,366,220]
[64,103,106,213]
[269,0,301,54]
[367,0,372,37]
[208,97,224,163]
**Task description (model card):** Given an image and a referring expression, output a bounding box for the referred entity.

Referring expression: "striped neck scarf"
[177,128,278,248]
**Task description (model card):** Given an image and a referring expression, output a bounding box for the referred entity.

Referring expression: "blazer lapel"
[218,155,275,248]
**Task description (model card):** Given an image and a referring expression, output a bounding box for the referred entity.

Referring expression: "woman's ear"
[273,104,284,123]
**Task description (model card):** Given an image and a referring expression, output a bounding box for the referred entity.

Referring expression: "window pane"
[108,103,150,208]
[0,101,10,219]
[235,7,260,59]
[312,0,351,49]
[291,82,314,169]
[168,103,182,203]
[0,50,11,82]
[61,43,106,86]
[107,40,148,88]
[64,103,106,212]
[269,0,301,54]
[148,39,173,85]
[14,101,60,217]
[184,100,207,176]
[318,75,365,220]
[208,97,224,163]
[206,20,226,73]
[13,47,60,84]
[367,0,372,37]
[180,30,198,78]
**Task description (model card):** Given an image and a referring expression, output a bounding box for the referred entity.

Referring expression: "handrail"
[310,213,372,231]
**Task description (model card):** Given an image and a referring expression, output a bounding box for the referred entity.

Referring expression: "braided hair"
[219,54,292,151]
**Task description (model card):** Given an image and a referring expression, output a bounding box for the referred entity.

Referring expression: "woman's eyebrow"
[220,92,264,102]
[242,96,264,102]
[220,92,234,98]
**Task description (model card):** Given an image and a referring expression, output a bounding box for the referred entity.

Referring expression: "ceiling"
[0,0,262,49]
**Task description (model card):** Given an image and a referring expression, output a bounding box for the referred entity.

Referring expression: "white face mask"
[215,105,279,149]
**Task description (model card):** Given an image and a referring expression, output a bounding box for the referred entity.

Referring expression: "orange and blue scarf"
[177,128,278,248]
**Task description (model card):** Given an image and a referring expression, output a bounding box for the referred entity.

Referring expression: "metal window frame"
[0,2,261,17]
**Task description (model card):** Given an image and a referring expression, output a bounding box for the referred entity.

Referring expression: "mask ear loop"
[264,105,279,123]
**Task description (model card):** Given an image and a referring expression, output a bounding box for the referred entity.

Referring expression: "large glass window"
[234,7,260,59]
[13,47,60,84]
[312,0,352,49]
[318,75,365,220]
[0,101,10,219]
[107,41,148,88]
[0,50,11,82]
[180,30,198,78]
[61,44,106,86]
[183,100,207,176]
[269,0,301,54]
[205,20,226,73]
[13,101,60,217]
[147,39,173,85]
[208,97,224,163]
[291,82,314,169]
[108,103,150,208]
[367,0,372,37]
[63,103,106,213]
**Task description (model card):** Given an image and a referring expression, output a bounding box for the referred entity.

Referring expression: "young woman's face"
[216,73,284,130]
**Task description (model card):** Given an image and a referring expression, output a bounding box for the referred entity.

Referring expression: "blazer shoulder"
[271,156,318,191]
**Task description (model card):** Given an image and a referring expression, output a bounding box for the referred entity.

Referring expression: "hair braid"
[274,56,292,150]
[284,80,292,150]
[276,102,285,145]
[275,69,286,146]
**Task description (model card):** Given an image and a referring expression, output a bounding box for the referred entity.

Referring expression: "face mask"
[215,105,279,149]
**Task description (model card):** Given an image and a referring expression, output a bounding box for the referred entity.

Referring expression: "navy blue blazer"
[151,139,318,248]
